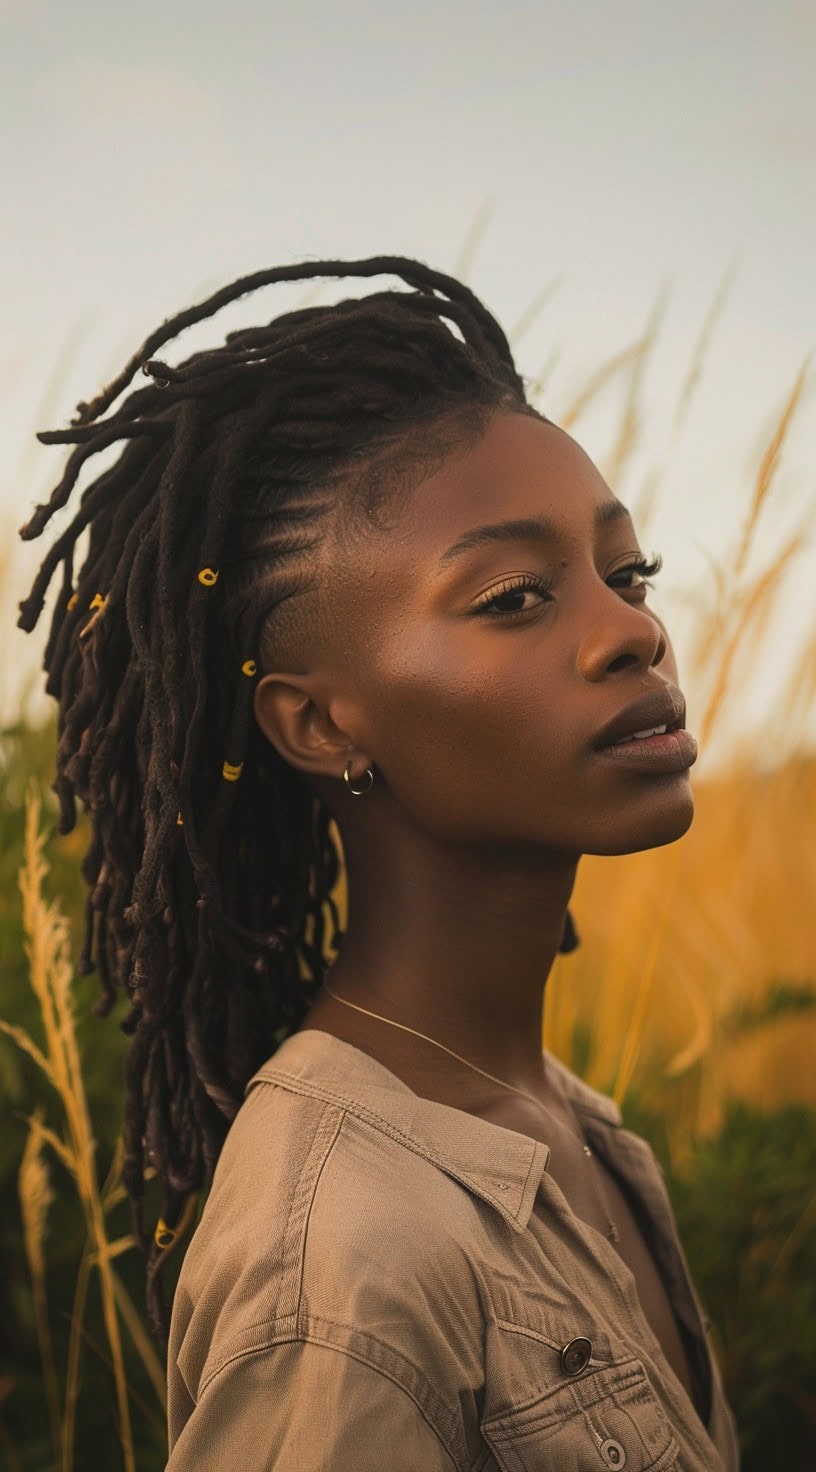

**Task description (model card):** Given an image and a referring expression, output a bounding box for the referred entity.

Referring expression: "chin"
[587,778,695,856]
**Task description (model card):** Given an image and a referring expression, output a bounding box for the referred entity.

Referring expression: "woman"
[20,256,740,1469]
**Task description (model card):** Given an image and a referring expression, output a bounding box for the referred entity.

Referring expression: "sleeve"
[166,1338,460,1472]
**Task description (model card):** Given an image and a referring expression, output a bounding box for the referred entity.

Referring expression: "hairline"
[258,399,544,672]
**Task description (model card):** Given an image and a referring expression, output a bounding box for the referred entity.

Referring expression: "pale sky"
[1,0,814,766]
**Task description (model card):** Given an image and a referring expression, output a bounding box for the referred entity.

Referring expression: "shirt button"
[559,1336,592,1375]
[600,1438,626,1467]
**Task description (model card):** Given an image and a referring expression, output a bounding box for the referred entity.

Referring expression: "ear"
[253,672,366,783]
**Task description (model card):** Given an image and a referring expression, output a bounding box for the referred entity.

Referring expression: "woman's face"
[324,410,696,858]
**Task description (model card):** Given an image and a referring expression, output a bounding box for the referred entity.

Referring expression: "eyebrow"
[438,498,632,565]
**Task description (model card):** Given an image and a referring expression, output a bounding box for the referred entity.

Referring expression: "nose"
[576,591,667,682]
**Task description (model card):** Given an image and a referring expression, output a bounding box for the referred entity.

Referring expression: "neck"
[315,817,578,1102]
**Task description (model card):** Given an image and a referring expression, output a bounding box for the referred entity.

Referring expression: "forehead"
[375,411,625,561]
[317,412,633,664]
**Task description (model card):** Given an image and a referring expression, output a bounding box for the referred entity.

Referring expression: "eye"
[606,553,663,593]
[470,556,662,618]
[471,574,554,617]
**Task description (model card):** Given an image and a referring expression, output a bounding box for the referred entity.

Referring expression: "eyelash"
[472,554,663,618]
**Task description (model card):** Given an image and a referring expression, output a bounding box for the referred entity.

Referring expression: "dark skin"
[254,411,700,1410]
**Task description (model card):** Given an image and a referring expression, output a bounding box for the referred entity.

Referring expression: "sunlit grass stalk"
[525,345,562,406]
[733,354,812,583]
[602,279,670,489]
[671,256,740,442]
[109,1270,168,1417]
[700,528,808,745]
[58,1134,152,1464]
[18,1114,60,1464]
[773,601,816,738]
[559,337,646,430]
[61,1250,93,1472]
[58,1311,166,1444]
[632,260,736,534]
[508,275,562,350]
[13,788,136,1472]
[452,196,497,282]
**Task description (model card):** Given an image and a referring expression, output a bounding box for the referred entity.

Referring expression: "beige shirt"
[167,1029,740,1471]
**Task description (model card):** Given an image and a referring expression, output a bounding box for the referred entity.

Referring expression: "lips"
[591,686,686,751]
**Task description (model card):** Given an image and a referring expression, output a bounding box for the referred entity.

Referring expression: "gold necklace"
[321,976,618,1241]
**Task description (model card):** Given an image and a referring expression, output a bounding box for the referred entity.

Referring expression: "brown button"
[600,1438,626,1467]
[559,1336,592,1375]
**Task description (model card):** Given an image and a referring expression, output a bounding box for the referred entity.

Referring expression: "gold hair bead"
[154,1218,177,1250]
[222,760,244,782]
[241,659,257,677]
[89,592,107,611]
[176,812,184,826]
[197,567,219,587]
[67,593,79,611]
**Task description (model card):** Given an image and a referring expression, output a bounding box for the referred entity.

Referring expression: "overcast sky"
[1,0,814,764]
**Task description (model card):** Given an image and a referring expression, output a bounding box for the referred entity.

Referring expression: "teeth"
[626,724,668,741]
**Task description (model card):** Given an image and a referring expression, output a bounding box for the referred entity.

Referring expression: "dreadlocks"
[18,255,562,1347]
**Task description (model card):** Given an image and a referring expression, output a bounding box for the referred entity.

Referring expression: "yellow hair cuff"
[197,567,219,586]
[222,760,244,782]
[154,1218,178,1250]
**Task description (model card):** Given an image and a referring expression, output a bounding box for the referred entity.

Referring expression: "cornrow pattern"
[18,255,545,1348]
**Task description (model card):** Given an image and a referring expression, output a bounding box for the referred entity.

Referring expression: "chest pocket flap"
[481,1356,680,1472]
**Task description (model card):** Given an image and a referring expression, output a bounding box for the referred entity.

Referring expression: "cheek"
[364,620,576,838]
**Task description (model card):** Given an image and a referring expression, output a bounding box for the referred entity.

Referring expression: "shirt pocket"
[480,1357,680,1472]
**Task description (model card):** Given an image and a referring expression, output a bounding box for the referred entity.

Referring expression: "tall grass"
[533,294,815,1142]
[540,332,815,1146]
[0,790,165,1472]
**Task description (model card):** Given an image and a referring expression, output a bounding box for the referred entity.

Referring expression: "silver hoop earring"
[343,760,374,796]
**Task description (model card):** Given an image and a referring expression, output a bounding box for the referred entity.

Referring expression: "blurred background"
[1,2,814,1468]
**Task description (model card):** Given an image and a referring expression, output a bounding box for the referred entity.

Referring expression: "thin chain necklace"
[321,977,618,1242]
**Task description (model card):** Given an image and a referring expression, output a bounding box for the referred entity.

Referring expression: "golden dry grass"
[0,789,167,1472]
[18,1111,60,1461]
[545,755,816,1135]
[540,320,816,1149]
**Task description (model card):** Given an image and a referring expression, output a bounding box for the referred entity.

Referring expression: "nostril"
[603,653,636,674]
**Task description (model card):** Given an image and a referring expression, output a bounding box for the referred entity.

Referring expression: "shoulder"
[215,1069,493,1255]
[170,1075,487,1402]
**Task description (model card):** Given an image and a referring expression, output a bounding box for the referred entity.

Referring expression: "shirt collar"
[246,1028,553,1232]
[543,1048,623,1129]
